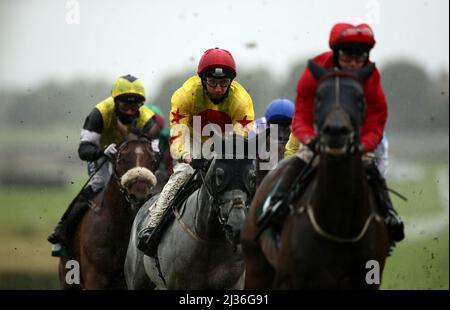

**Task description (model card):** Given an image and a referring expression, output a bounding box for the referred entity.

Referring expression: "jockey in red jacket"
[279,18,404,251]
[291,18,386,153]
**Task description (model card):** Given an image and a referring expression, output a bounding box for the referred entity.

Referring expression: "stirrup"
[385,210,405,242]
[51,244,63,257]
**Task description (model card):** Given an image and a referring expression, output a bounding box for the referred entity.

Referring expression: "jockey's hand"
[183,153,192,164]
[191,158,209,170]
[104,143,118,159]
[306,137,319,153]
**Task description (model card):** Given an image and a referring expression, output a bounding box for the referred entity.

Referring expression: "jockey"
[275,18,404,249]
[47,75,161,257]
[137,48,255,256]
[250,98,295,185]
[250,98,295,143]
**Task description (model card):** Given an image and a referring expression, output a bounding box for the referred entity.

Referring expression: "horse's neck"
[314,154,370,235]
[103,180,135,221]
[193,181,223,240]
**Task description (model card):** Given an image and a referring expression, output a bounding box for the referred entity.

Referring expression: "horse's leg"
[58,257,82,290]
[125,206,156,290]
[58,258,68,289]
[241,236,275,289]
[229,270,246,290]
[82,268,109,290]
[124,245,156,290]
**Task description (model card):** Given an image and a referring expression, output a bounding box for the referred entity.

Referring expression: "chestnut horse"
[241,61,390,289]
[59,131,160,289]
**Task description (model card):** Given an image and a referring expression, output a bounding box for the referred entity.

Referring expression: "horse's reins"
[296,197,384,244]
[295,75,382,243]
[66,157,109,213]
[253,151,318,241]
[171,168,223,244]
[172,160,247,245]
[325,74,406,201]
[68,140,148,212]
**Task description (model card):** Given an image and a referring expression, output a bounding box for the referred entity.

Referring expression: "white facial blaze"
[135,146,144,167]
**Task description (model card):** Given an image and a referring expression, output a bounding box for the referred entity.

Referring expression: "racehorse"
[59,128,160,289]
[125,134,255,289]
[241,61,390,289]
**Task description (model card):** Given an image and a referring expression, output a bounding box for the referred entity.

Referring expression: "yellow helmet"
[111,74,146,100]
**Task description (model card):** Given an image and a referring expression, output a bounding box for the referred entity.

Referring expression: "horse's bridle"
[172,159,251,245]
[290,72,379,242]
[196,168,245,228]
[316,72,366,155]
[111,139,158,205]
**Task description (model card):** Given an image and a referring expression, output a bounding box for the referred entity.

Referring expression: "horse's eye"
[316,94,324,106]
[245,169,256,193]
[215,168,225,187]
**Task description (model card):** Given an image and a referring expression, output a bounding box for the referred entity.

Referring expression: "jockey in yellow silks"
[48,75,161,257]
[137,48,255,256]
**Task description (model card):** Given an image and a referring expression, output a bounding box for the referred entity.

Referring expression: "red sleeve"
[291,67,318,145]
[361,68,387,152]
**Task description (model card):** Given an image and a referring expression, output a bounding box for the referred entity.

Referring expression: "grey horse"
[125,154,255,289]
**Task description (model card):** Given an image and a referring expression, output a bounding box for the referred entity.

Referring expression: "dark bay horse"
[241,61,390,289]
[125,135,255,289]
[59,131,160,289]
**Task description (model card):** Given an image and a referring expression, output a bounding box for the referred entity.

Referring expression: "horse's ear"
[356,63,375,83]
[308,59,327,81]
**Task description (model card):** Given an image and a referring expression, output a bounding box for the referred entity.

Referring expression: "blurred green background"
[0,60,448,289]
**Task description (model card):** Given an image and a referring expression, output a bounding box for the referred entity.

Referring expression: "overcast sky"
[1,0,448,99]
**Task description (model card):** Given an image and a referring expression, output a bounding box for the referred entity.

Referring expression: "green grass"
[380,163,449,289]
[0,162,447,289]
[0,180,84,276]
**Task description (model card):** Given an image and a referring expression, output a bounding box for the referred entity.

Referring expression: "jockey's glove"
[306,136,319,153]
[104,143,118,159]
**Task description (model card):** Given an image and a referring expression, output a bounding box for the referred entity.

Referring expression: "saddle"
[146,169,203,252]
[254,158,317,241]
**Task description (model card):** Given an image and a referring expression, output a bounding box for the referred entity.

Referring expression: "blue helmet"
[265,98,295,123]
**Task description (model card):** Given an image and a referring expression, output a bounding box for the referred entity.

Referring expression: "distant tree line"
[1,60,448,133]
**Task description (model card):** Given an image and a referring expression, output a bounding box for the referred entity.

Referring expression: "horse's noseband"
[217,190,247,225]
[200,159,254,228]
[112,139,158,205]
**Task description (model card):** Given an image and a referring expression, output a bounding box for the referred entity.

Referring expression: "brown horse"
[59,131,160,289]
[241,61,390,289]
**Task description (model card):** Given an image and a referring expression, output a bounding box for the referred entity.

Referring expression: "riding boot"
[366,164,405,251]
[257,155,308,230]
[137,227,156,257]
[137,163,194,257]
[47,186,96,256]
[381,186,405,242]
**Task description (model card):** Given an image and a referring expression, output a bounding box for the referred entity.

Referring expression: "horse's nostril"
[323,125,350,136]
[339,127,350,135]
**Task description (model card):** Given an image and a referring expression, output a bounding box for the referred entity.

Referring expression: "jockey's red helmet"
[197,48,237,79]
[329,17,376,52]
